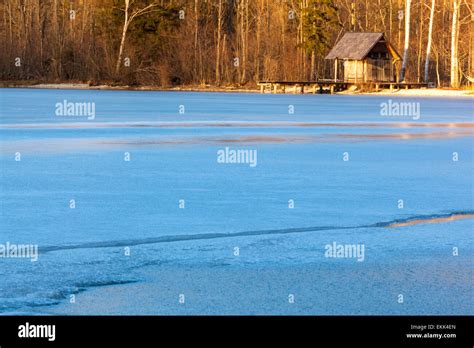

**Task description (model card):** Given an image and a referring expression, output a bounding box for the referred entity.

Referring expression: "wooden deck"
[257,80,430,94]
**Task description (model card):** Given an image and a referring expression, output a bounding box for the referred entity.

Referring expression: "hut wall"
[366,59,394,82]
[344,59,395,83]
[343,60,365,83]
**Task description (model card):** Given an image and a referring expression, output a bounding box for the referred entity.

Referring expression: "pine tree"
[300,0,340,80]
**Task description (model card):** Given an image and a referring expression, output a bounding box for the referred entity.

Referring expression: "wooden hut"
[325,32,401,83]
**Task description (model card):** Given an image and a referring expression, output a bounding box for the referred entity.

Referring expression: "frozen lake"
[0,88,473,314]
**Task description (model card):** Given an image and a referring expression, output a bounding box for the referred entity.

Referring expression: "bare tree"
[215,0,223,84]
[400,0,411,82]
[115,0,160,75]
[424,0,435,83]
[450,0,460,88]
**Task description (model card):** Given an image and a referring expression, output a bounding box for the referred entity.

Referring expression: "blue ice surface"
[0,88,473,124]
[0,88,472,314]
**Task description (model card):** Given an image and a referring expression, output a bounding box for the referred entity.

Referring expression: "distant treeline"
[0,0,472,87]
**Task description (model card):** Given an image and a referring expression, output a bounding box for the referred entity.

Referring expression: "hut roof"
[325,32,400,60]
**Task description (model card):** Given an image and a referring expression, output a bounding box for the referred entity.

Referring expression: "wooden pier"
[257,80,430,94]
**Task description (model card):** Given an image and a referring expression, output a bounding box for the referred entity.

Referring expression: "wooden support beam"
[364,60,367,83]
[355,61,358,84]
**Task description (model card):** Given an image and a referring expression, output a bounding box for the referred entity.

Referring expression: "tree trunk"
[397,0,402,49]
[242,0,248,83]
[194,0,199,83]
[450,0,460,88]
[215,0,223,84]
[424,0,435,83]
[416,0,424,83]
[389,0,393,37]
[115,0,129,75]
[435,48,440,86]
[400,0,411,82]
[255,0,262,81]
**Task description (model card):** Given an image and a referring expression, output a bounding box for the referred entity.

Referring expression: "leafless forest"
[0,0,472,87]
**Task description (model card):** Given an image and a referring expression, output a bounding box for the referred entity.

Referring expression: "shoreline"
[1,81,472,97]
